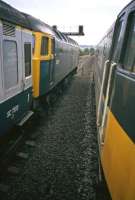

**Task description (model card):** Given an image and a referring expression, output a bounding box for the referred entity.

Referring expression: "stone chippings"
[0,56,109,200]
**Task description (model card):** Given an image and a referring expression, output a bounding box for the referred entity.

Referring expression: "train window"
[122,13,135,72]
[3,40,18,89]
[51,39,55,54]
[41,36,49,55]
[54,30,62,40]
[63,34,68,42]
[59,33,66,41]
[112,18,124,62]
[24,43,31,77]
[56,31,63,40]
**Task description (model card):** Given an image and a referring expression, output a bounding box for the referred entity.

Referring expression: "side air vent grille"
[3,22,15,37]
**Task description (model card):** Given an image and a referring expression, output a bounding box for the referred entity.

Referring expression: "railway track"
[0,125,37,194]
[0,56,111,200]
[0,75,73,195]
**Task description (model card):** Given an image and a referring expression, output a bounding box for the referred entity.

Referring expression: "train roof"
[0,1,78,46]
[22,13,55,36]
[0,0,30,28]
[23,13,79,46]
[53,29,78,45]
[118,0,135,17]
[97,23,115,46]
[97,1,135,46]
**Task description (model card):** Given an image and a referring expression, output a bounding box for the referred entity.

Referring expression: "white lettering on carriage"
[6,105,19,119]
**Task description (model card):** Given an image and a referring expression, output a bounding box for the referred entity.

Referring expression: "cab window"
[24,43,31,77]
[112,17,124,63]
[41,36,49,55]
[51,39,55,54]
[122,13,135,72]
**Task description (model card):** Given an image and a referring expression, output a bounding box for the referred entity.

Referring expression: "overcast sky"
[4,0,130,45]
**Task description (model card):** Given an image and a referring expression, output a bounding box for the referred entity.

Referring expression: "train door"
[40,34,51,95]
[21,29,32,91]
[98,15,125,145]
[49,38,55,86]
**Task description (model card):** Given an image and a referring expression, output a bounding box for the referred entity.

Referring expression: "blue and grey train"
[0,1,79,136]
